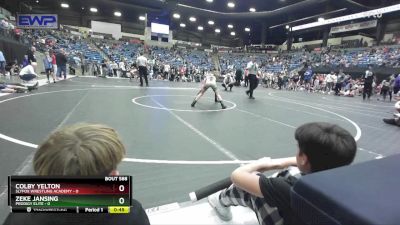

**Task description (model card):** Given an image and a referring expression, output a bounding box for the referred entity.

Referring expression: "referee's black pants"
[138,66,148,86]
[363,82,372,100]
[248,74,258,97]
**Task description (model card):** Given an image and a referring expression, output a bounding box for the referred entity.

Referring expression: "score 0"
[118,184,127,205]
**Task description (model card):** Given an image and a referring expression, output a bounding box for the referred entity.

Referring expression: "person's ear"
[300,154,308,167]
[110,170,119,176]
[298,151,312,173]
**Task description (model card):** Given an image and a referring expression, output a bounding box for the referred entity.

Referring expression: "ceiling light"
[227,24,233,29]
[230,31,236,36]
[206,0,213,2]
[227,2,235,8]
[61,3,69,8]
[189,17,196,22]
[215,28,221,33]
[318,17,325,22]
[173,13,180,19]
[90,7,98,13]
[114,11,122,17]
[180,23,186,27]
[249,7,256,12]
[198,26,204,31]
[139,16,146,21]
[245,27,250,32]
[36,0,39,3]
[208,20,214,25]
[285,25,290,29]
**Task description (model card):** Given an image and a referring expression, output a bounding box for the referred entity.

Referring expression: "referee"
[137,53,149,87]
[363,66,375,100]
[246,56,259,99]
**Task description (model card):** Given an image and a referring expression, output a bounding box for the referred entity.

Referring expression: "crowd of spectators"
[91,39,214,81]
[220,44,400,78]
[1,19,400,99]
[0,18,25,43]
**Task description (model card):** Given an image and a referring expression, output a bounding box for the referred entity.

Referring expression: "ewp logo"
[17,14,58,29]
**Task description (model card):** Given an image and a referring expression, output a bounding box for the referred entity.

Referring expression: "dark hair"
[295,122,357,172]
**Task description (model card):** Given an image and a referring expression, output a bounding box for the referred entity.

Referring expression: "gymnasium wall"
[0,37,29,64]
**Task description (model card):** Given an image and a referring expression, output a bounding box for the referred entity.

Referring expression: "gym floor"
[0,77,399,221]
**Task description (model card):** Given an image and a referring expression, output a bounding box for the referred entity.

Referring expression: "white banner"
[91,20,121,39]
[330,20,377,34]
[293,3,400,31]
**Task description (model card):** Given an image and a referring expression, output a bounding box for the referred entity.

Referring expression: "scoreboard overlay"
[8,176,132,214]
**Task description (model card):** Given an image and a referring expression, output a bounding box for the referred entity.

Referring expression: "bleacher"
[219,52,302,73]
[151,47,213,70]
[58,41,103,63]
[28,30,104,63]
[4,24,400,73]
[99,41,142,63]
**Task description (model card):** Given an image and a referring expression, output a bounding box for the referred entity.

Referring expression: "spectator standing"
[303,66,313,91]
[325,71,335,93]
[50,50,57,80]
[27,46,37,64]
[56,49,68,79]
[119,59,127,78]
[111,61,118,77]
[164,63,170,80]
[80,54,86,75]
[101,60,107,78]
[381,79,390,101]
[153,62,159,79]
[244,69,249,87]
[335,70,346,96]
[43,51,56,83]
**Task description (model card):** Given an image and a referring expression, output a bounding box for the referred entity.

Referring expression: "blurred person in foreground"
[4,123,150,225]
[208,122,357,225]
